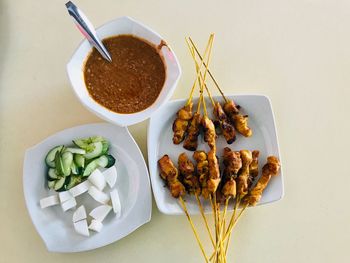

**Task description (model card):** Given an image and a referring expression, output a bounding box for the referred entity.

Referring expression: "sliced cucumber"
[84,142,103,159]
[65,147,86,155]
[97,155,116,168]
[47,180,55,189]
[73,139,95,152]
[74,154,85,168]
[83,160,99,177]
[71,161,78,175]
[45,145,64,168]
[48,168,59,179]
[61,151,73,176]
[54,177,66,191]
[101,141,109,154]
[55,151,65,176]
[66,175,82,190]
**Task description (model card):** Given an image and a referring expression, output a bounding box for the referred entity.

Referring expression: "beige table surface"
[1,0,349,262]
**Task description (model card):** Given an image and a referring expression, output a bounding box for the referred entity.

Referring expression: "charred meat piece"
[248,150,260,188]
[193,151,210,199]
[158,155,186,198]
[221,148,242,199]
[244,156,280,206]
[183,113,201,151]
[213,102,236,144]
[207,148,221,193]
[202,116,216,149]
[223,100,252,137]
[236,150,253,198]
[178,153,201,196]
[172,102,193,144]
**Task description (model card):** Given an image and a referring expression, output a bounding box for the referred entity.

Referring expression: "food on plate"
[88,220,103,233]
[88,185,110,204]
[89,205,112,222]
[243,156,281,206]
[156,35,281,262]
[213,102,236,144]
[172,102,193,144]
[88,169,106,191]
[193,151,210,199]
[178,153,200,196]
[103,166,118,188]
[158,155,186,198]
[248,150,260,188]
[58,191,73,203]
[61,197,77,212]
[223,100,252,137]
[84,35,166,114]
[73,205,87,223]
[221,148,242,199]
[110,189,122,217]
[236,150,253,198]
[40,195,59,209]
[44,136,115,192]
[69,180,90,197]
[74,219,89,237]
[40,135,122,238]
[207,149,220,193]
[183,112,201,151]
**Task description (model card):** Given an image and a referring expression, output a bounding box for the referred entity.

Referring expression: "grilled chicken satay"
[236,150,253,198]
[223,100,252,137]
[193,151,210,199]
[221,148,242,199]
[201,116,216,149]
[207,148,221,193]
[244,156,280,206]
[213,102,236,144]
[183,113,201,151]
[178,153,201,196]
[158,155,186,198]
[248,150,260,188]
[172,102,193,144]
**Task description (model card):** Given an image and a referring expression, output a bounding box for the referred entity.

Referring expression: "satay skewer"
[189,37,228,103]
[179,196,209,263]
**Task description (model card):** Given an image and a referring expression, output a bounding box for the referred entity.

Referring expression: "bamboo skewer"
[179,196,209,263]
[195,194,215,248]
[186,35,213,105]
[189,37,228,102]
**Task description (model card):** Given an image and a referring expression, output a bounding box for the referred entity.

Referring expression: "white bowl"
[23,123,152,252]
[148,95,284,215]
[67,16,181,127]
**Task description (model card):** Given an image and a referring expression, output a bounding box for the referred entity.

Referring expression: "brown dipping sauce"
[84,35,166,114]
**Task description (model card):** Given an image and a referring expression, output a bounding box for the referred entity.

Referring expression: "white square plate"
[148,95,283,215]
[23,123,152,252]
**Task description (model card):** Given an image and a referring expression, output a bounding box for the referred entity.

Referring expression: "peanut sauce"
[84,35,166,114]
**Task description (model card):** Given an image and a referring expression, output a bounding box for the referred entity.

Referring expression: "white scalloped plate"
[23,123,151,252]
[148,95,284,215]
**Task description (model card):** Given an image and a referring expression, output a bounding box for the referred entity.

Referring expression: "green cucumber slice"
[83,160,99,177]
[47,180,55,189]
[48,168,58,179]
[54,177,66,191]
[84,142,103,159]
[102,141,109,154]
[45,145,64,168]
[97,155,116,168]
[74,154,85,168]
[61,151,73,176]
[66,175,82,190]
[54,151,65,176]
[71,161,78,175]
[73,139,94,152]
[65,147,86,154]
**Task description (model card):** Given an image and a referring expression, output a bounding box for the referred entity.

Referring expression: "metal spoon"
[65,1,112,62]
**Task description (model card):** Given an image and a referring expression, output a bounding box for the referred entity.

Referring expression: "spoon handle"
[65,1,112,62]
